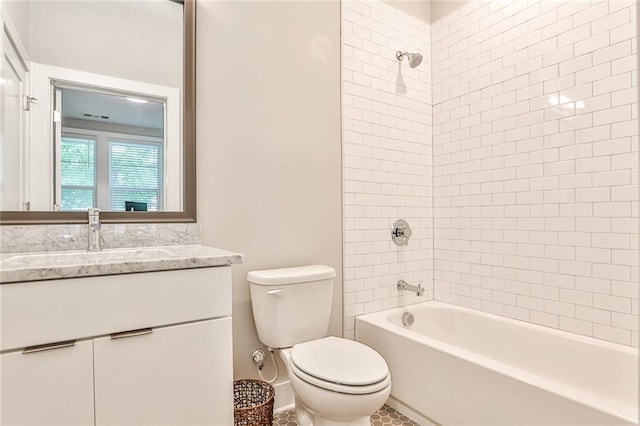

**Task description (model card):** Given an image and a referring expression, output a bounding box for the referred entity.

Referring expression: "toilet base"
[294,398,370,426]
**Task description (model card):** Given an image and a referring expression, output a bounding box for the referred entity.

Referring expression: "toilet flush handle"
[267,289,284,296]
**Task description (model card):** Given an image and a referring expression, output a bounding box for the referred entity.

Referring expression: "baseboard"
[273,380,295,414]
[386,396,440,426]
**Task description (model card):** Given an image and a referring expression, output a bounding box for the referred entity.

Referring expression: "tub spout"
[397,280,424,296]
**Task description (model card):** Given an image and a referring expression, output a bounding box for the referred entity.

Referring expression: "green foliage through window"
[60,136,96,211]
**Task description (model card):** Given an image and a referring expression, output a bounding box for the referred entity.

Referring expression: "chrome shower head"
[407,52,423,68]
[396,51,423,68]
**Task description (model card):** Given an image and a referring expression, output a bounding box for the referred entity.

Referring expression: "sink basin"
[1,247,174,269]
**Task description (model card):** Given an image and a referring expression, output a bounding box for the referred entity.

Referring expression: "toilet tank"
[247,265,336,349]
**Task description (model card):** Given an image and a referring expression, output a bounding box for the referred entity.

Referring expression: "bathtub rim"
[355,300,639,424]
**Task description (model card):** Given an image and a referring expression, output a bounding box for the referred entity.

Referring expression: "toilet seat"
[289,360,391,395]
[290,337,390,395]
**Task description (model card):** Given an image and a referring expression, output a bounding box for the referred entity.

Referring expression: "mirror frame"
[0,0,196,225]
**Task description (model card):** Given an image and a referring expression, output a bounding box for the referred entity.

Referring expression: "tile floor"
[272,404,420,425]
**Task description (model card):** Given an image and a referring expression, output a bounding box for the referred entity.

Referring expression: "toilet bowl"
[281,337,391,426]
[247,265,391,425]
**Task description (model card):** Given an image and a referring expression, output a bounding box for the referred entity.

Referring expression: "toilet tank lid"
[247,265,336,286]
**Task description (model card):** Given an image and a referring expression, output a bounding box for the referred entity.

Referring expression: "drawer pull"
[110,328,153,340]
[23,340,76,354]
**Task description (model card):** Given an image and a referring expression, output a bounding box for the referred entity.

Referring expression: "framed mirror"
[0,0,195,224]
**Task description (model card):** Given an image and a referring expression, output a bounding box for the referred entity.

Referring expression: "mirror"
[0,0,195,223]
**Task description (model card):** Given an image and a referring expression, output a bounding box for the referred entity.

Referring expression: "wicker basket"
[233,379,275,426]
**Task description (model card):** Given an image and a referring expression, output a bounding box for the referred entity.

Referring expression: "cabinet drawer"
[94,318,233,425]
[1,340,94,425]
[1,267,231,351]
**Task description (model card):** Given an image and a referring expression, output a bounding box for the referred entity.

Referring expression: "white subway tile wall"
[342,0,433,339]
[342,0,638,347]
[432,0,638,346]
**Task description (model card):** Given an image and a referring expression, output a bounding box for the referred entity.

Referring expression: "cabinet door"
[0,340,94,425]
[94,318,233,425]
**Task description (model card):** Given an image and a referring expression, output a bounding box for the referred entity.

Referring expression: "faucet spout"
[88,208,101,251]
[397,279,424,296]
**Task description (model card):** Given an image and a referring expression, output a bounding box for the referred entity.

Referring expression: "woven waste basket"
[233,379,275,426]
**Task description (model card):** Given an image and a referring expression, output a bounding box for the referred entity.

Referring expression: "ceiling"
[61,88,164,130]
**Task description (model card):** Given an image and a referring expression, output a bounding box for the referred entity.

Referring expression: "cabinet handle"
[23,340,76,354]
[110,328,153,340]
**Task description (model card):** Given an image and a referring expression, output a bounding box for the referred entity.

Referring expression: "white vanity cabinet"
[0,265,234,426]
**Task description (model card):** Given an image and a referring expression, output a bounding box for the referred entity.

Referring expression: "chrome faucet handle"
[392,226,412,238]
[391,219,412,246]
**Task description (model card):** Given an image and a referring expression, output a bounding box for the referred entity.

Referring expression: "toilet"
[247,265,391,426]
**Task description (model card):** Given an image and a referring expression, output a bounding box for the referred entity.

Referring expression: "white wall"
[432,0,639,346]
[196,0,343,385]
[342,0,433,339]
[3,1,29,48]
[27,0,182,89]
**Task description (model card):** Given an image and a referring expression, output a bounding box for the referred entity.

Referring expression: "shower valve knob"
[393,227,411,238]
[391,219,412,246]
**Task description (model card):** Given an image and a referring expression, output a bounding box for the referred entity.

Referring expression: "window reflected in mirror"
[56,87,166,212]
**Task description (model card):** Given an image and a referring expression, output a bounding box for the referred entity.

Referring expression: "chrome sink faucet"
[88,208,101,251]
[397,279,424,296]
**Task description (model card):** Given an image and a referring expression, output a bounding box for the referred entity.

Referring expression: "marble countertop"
[0,245,243,284]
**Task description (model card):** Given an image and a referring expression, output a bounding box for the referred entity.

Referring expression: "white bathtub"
[356,301,638,425]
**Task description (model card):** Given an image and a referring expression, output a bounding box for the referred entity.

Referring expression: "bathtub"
[356,301,638,425]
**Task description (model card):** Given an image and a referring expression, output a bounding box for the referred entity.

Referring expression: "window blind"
[108,140,163,211]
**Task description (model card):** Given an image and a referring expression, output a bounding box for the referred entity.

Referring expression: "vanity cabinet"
[0,266,234,425]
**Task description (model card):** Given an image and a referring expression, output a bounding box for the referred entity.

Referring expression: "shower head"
[396,51,423,68]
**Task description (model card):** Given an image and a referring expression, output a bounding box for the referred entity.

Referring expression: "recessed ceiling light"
[126,97,148,104]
